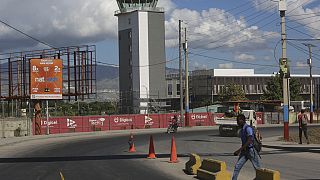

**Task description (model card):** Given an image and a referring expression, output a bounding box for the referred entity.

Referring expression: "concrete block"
[200,159,227,173]
[185,153,201,175]
[196,158,231,180]
[255,168,280,180]
[197,169,231,180]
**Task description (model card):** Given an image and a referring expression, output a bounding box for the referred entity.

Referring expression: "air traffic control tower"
[115,0,166,114]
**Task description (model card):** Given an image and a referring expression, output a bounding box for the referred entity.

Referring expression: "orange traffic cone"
[147,135,156,159]
[128,133,136,153]
[169,135,178,163]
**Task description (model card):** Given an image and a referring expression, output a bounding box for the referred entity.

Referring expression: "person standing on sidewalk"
[298,109,310,144]
[232,114,261,180]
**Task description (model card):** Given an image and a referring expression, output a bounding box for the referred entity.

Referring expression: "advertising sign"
[30,59,63,99]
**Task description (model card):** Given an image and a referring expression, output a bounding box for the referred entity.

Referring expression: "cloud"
[0,0,180,52]
[0,0,120,51]
[165,8,278,51]
[235,53,256,61]
[253,0,320,38]
[296,61,308,68]
[218,63,233,69]
[158,0,177,13]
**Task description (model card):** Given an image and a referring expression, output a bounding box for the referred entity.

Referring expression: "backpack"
[301,114,308,125]
[244,126,262,153]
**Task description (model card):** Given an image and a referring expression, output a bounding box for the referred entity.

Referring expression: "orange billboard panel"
[30,59,63,99]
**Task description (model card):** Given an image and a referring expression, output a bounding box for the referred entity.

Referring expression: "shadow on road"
[184,139,237,144]
[0,152,236,163]
[262,144,320,154]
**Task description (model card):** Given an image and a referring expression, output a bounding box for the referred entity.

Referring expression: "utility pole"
[183,27,189,127]
[179,20,184,126]
[278,0,290,141]
[303,43,316,124]
[46,100,49,135]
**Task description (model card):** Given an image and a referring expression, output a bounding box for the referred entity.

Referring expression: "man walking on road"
[298,109,310,144]
[232,114,261,180]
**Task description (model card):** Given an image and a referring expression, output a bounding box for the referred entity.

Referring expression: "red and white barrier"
[33,112,214,135]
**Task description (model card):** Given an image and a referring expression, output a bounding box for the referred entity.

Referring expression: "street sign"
[30,59,63,99]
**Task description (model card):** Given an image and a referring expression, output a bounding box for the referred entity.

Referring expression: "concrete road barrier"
[255,168,280,180]
[197,158,231,180]
[185,153,201,175]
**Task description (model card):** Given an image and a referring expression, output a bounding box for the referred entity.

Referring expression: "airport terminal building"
[166,69,320,110]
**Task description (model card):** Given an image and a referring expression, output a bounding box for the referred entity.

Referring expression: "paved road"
[0,125,319,180]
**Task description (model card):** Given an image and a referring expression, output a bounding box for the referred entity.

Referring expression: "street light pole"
[278,0,290,141]
[303,43,316,124]
[179,20,184,126]
[183,27,189,127]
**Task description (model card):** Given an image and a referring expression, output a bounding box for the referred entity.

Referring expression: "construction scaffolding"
[0,45,97,117]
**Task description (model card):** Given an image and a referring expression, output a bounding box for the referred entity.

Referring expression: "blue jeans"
[232,148,261,180]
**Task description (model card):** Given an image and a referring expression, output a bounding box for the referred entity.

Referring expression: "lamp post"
[276,0,290,140]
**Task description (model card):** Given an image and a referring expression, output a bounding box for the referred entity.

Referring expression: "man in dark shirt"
[232,114,261,180]
[298,109,310,144]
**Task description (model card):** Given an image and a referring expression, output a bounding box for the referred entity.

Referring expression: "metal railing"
[115,7,164,15]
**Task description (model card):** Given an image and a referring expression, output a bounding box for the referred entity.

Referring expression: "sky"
[0,0,320,74]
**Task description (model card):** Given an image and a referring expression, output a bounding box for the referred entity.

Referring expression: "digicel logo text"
[114,117,133,123]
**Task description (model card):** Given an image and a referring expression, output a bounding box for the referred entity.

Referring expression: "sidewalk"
[262,136,320,155]
[0,126,219,147]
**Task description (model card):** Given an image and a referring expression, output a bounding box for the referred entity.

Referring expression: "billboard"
[30,59,63,99]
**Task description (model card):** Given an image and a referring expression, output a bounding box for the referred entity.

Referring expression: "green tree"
[218,84,247,102]
[262,75,282,100]
[262,75,302,101]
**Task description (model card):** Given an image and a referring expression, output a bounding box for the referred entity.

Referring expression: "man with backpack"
[298,109,310,144]
[232,114,261,180]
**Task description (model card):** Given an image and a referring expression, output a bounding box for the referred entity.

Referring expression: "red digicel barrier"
[109,115,135,130]
[187,113,214,126]
[33,112,217,135]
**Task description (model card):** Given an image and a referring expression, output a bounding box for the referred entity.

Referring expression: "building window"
[128,18,131,25]
[129,58,132,66]
[177,83,180,95]
[168,84,172,95]
[129,45,132,52]
[128,31,132,39]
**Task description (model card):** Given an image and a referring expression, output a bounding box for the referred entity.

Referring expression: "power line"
[289,12,320,17]
[190,52,278,67]
[187,3,277,45]
[96,56,180,68]
[286,25,315,38]
[188,0,306,53]
[287,14,320,22]
[289,18,320,32]
[287,38,320,41]
[287,0,311,15]
[191,51,320,69]
[287,41,320,60]
[0,19,55,48]
[176,0,270,24]
[96,61,119,67]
